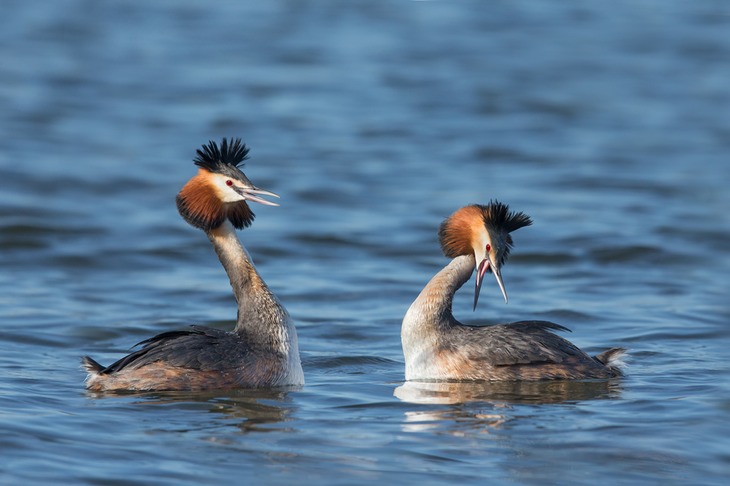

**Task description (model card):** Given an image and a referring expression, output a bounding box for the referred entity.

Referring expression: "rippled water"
[2,1,729,484]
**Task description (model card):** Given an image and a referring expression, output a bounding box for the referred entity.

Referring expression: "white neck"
[207,221,303,384]
[401,254,474,379]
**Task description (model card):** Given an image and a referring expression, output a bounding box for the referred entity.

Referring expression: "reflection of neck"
[403,254,475,334]
[206,221,286,338]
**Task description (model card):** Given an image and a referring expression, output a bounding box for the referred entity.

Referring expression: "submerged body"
[402,203,625,382]
[82,139,303,392]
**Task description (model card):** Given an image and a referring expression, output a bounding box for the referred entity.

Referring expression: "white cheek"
[211,175,245,203]
[475,233,490,259]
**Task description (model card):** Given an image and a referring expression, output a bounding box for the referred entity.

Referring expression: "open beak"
[473,256,508,310]
[235,186,280,206]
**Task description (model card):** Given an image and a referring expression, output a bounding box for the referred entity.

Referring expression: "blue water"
[1,1,729,484]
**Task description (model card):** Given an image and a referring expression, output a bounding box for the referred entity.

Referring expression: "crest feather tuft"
[193,138,250,173]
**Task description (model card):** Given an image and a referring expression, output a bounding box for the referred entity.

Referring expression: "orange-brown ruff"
[401,202,625,382]
[82,138,303,392]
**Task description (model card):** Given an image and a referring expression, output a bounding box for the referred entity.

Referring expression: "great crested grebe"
[82,138,303,391]
[401,202,625,382]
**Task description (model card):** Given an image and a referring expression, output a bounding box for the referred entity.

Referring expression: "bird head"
[438,201,532,309]
[176,138,279,231]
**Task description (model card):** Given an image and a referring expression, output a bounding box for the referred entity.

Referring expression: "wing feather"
[456,320,588,367]
[101,326,252,374]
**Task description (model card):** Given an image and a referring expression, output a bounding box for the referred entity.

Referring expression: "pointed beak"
[235,186,280,206]
[473,256,508,310]
[492,263,508,304]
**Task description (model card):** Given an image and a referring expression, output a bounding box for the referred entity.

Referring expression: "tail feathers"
[81,356,105,375]
[595,347,628,376]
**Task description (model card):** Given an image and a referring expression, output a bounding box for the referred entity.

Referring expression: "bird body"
[82,138,303,392]
[402,203,625,382]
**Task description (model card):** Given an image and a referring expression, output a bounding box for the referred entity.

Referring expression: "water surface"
[1,1,729,484]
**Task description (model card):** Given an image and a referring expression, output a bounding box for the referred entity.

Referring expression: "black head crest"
[480,200,532,234]
[193,138,250,173]
[479,200,532,266]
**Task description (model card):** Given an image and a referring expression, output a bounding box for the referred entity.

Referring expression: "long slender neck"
[403,254,475,335]
[206,221,288,338]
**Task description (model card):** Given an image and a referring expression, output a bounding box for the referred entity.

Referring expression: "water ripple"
[1,1,729,484]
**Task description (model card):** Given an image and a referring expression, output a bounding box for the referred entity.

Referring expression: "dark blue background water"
[1,1,729,484]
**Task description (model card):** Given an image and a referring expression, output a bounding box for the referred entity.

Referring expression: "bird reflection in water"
[394,379,623,432]
[90,388,298,434]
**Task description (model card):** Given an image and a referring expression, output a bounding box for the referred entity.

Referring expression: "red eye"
[486,244,491,252]
[226,180,233,186]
